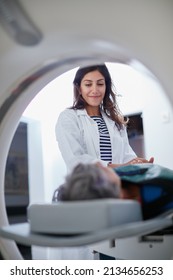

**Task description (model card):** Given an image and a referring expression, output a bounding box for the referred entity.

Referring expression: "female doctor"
[56,64,154,172]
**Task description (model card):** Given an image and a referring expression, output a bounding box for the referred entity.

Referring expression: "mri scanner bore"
[1,62,173,260]
[0,0,173,260]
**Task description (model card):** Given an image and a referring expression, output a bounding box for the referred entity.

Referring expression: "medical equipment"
[0,200,172,249]
[0,199,173,260]
[0,0,173,259]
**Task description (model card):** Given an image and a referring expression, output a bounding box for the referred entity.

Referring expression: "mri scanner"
[0,0,173,260]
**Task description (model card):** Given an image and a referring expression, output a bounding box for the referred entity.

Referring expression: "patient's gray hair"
[52,163,121,202]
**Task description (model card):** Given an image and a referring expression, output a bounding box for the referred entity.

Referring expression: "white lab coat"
[55,108,136,172]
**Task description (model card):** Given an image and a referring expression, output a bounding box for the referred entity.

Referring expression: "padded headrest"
[28,199,142,234]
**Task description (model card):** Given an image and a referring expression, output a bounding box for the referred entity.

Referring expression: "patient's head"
[53,163,122,202]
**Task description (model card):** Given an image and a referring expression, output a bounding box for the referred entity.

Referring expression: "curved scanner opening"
[1,55,173,260]
[0,1,172,260]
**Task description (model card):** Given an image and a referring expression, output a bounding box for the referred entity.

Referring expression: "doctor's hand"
[108,157,154,168]
[127,156,154,165]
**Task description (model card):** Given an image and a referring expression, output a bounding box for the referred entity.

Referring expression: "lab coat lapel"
[77,109,100,158]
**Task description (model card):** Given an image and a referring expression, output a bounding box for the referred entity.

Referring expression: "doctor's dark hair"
[71,64,127,129]
[52,163,121,202]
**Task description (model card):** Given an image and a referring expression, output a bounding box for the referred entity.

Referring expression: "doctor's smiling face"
[80,70,106,115]
[72,64,120,120]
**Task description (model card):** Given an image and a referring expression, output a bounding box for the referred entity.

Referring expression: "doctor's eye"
[84,83,92,87]
[97,82,105,86]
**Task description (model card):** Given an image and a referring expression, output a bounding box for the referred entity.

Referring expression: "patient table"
[0,199,173,259]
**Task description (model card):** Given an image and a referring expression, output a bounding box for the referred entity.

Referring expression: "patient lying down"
[52,163,173,219]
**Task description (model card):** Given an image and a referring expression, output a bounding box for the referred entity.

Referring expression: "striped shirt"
[91,116,112,162]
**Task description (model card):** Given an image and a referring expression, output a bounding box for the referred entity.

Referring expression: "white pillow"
[28,199,142,234]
